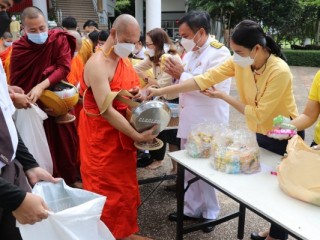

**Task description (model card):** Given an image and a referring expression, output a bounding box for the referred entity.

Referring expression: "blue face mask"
[27,32,48,44]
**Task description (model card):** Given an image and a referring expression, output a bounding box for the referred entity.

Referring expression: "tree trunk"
[315,20,320,45]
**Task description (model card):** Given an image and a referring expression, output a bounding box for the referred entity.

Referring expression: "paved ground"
[136,66,319,240]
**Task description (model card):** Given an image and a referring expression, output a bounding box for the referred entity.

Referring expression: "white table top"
[169,148,320,240]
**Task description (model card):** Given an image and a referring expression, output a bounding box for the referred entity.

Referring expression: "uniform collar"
[194,36,211,55]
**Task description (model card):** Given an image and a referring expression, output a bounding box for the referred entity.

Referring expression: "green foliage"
[187,0,320,46]
[283,50,320,67]
[114,0,135,17]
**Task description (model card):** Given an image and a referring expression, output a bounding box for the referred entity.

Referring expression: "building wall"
[161,0,186,39]
[161,0,186,12]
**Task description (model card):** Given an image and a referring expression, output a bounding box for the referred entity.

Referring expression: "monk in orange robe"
[0,32,12,79]
[65,30,84,127]
[79,14,157,240]
[78,37,93,65]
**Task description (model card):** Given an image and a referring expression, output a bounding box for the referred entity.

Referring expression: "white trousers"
[181,138,220,220]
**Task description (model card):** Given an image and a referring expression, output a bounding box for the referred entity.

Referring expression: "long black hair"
[231,20,286,61]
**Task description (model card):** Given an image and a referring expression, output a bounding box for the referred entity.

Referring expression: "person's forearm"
[222,94,245,114]
[102,107,141,141]
[159,78,200,96]
[38,79,50,90]
[291,114,316,131]
[0,177,26,211]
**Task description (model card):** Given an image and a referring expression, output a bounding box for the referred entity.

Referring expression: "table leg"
[237,203,246,239]
[176,163,185,240]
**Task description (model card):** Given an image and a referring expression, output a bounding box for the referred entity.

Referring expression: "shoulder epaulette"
[210,41,224,49]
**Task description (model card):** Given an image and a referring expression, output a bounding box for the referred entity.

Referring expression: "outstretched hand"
[27,85,45,103]
[200,87,225,99]
[145,87,161,100]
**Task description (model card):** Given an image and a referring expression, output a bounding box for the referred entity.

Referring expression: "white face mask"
[4,41,12,47]
[27,32,48,44]
[113,32,134,58]
[180,31,199,52]
[163,43,170,53]
[133,47,140,54]
[146,47,155,57]
[233,50,255,68]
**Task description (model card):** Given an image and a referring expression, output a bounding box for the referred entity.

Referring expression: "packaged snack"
[211,127,261,174]
[186,123,223,158]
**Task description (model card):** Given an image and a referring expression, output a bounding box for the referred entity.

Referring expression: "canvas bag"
[278,135,320,206]
[17,180,115,240]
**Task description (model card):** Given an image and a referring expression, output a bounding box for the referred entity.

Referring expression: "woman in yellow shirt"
[149,19,304,240]
[291,70,320,147]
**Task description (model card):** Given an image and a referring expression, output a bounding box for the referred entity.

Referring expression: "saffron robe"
[10,29,79,185]
[0,46,11,81]
[79,58,140,238]
[78,38,93,65]
[67,53,84,127]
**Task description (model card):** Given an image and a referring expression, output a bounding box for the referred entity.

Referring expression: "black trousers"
[256,130,305,240]
[149,98,180,161]
[0,160,31,240]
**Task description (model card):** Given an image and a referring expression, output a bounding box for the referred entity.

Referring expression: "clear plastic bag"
[212,127,261,174]
[185,123,224,158]
[17,180,115,240]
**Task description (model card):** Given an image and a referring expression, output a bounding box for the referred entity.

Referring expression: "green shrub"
[283,50,320,67]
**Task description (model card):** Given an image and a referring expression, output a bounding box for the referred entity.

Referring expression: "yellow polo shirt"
[308,70,320,144]
[194,54,299,134]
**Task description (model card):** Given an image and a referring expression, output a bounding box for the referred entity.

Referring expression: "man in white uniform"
[165,10,231,233]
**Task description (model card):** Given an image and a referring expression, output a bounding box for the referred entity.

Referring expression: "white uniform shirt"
[178,37,232,138]
[0,61,18,170]
[133,46,146,60]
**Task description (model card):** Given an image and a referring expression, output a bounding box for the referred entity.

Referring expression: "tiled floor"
[136,66,319,240]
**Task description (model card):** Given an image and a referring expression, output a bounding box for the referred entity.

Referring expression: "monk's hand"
[164,57,184,79]
[25,167,60,187]
[137,125,159,142]
[11,93,32,109]
[27,84,45,103]
[201,86,225,99]
[129,87,141,100]
[12,193,49,225]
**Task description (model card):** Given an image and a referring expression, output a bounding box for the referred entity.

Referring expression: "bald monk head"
[67,30,82,53]
[21,7,48,44]
[109,14,141,58]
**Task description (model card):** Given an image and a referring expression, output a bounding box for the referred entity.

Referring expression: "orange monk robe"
[79,58,141,238]
[67,54,84,128]
[0,46,11,82]
[78,38,93,64]
[66,54,83,170]
[67,54,84,86]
